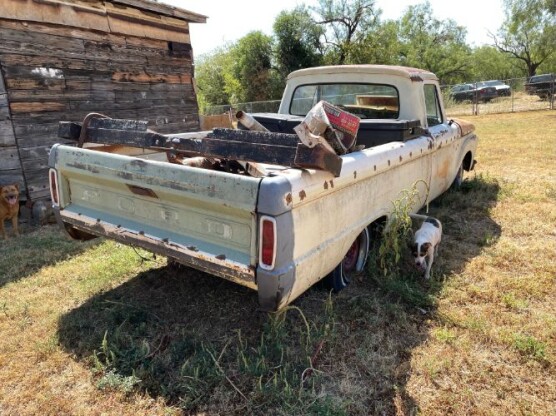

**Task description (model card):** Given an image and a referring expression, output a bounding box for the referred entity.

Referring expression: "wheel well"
[367,216,387,241]
[462,151,473,171]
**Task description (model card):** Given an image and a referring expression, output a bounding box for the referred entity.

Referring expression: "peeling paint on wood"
[0,0,203,201]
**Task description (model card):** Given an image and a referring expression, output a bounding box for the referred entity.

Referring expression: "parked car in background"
[525,74,555,100]
[476,80,511,97]
[450,83,497,103]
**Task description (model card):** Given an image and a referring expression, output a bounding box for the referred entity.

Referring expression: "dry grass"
[0,110,555,415]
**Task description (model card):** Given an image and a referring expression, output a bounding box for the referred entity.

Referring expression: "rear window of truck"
[290,83,399,119]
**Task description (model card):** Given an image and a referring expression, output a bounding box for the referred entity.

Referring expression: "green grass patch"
[512,333,547,362]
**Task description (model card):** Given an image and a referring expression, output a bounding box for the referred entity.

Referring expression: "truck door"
[424,83,458,199]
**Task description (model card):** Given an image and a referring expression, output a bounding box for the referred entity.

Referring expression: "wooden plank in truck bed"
[58,117,344,175]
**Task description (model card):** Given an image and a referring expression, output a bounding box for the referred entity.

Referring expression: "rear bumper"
[55,207,257,289]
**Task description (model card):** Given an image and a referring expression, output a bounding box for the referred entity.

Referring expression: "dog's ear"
[14,183,19,191]
[422,242,432,252]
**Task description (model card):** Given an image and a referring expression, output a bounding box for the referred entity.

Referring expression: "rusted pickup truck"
[49,65,477,311]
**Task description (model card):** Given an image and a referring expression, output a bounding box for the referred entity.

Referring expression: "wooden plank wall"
[0,18,200,201]
[0,67,25,193]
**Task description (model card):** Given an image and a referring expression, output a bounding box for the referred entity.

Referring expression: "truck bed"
[251,113,426,148]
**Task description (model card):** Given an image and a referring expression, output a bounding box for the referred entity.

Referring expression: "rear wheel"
[325,228,370,292]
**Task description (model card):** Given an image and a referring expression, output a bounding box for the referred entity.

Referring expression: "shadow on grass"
[0,224,96,288]
[57,174,501,415]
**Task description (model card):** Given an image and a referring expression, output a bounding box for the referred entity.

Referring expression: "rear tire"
[325,228,370,292]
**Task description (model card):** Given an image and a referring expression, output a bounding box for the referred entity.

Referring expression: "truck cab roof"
[281,65,440,127]
[287,65,438,82]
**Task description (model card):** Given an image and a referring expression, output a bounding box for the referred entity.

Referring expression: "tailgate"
[50,144,261,287]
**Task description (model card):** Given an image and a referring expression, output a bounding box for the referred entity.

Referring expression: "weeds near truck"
[377,180,427,276]
[0,111,555,415]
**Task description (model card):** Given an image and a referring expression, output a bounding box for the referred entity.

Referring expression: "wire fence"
[441,76,555,116]
[203,76,555,117]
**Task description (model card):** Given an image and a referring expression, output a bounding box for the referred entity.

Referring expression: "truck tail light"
[259,216,277,270]
[49,168,59,206]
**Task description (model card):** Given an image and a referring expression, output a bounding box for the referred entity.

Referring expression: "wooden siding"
[0,68,25,193]
[0,0,203,201]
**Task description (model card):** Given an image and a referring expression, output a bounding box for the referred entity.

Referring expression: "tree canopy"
[312,0,381,64]
[397,2,471,84]
[492,0,556,76]
[273,7,324,80]
[194,0,556,110]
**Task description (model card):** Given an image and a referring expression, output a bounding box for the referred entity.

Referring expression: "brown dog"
[0,183,20,239]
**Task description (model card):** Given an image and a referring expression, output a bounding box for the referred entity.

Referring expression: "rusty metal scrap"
[236,110,269,132]
[58,111,358,176]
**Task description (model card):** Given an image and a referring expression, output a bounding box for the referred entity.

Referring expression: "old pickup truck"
[48,65,477,311]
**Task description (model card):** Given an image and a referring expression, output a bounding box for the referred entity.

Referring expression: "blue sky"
[163,0,505,58]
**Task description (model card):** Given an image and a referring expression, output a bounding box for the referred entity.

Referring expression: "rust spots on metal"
[323,181,329,190]
[130,159,148,169]
[353,171,357,179]
[117,172,134,181]
[285,193,293,205]
[127,184,158,198]
[67,162,99,174]
[216,254,226,260]
[437,159,450,180]
[299,190,307,201]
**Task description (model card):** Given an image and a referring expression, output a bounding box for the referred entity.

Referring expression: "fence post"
[549,74,556,110]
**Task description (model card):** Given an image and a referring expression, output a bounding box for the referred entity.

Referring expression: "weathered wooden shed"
[0,0,206,202]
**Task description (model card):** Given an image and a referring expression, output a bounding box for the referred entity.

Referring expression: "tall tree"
[312,0,381,64]
[492,0,556,76]
[397,2,472,84]
[229,31,281,103]
[349,20,402,65]
[470,46,523,81]
[273,7,324,80]
[194,46,235,113]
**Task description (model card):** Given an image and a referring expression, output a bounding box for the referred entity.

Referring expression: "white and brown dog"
[411,215,442,279]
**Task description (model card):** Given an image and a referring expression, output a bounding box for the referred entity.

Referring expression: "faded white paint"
[50,65,477,310]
